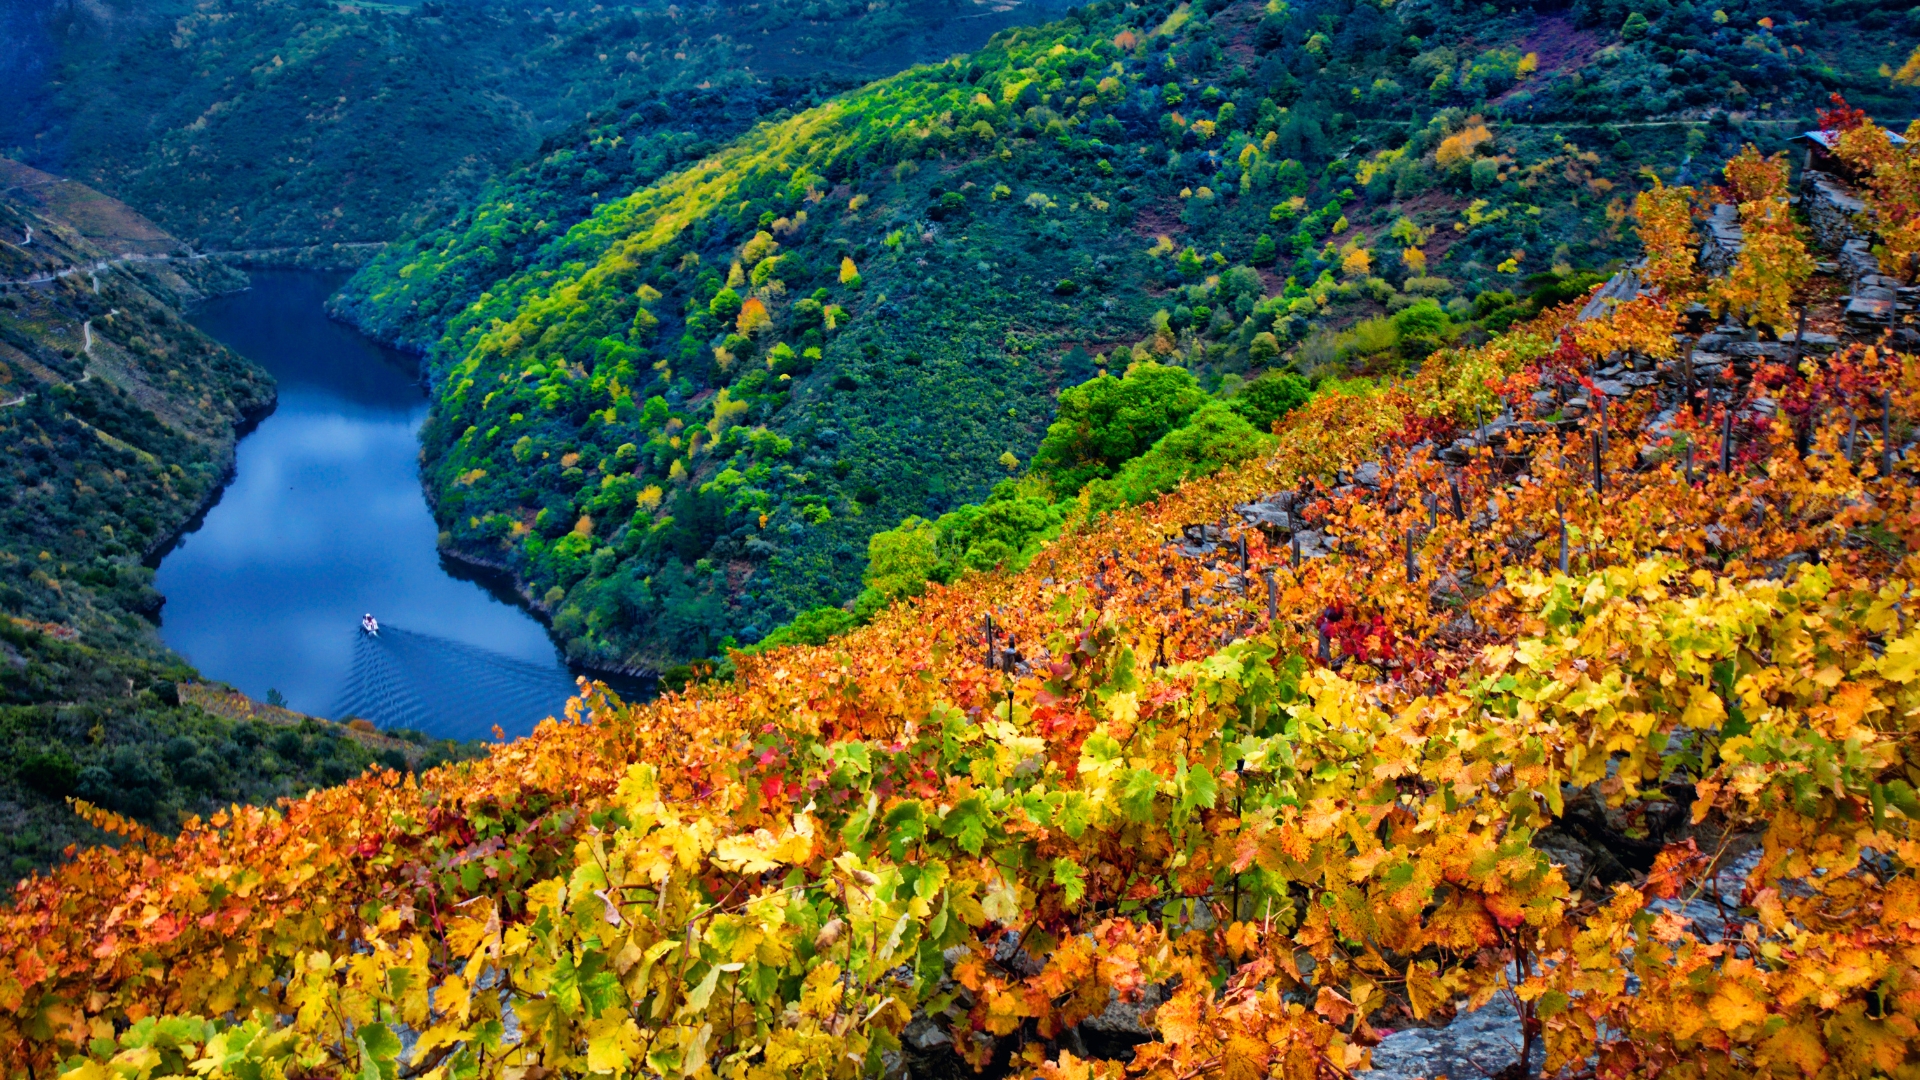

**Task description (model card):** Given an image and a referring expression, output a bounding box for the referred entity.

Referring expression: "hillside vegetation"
[339,0,1920,675]
[12,129,1920,1080]
[4,0,1057,255]
[0,162,470,880]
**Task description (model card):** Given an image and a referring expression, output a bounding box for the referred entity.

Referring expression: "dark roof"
[1793,127,1911,150]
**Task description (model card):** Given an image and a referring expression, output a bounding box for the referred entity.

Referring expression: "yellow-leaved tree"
[1707,146,1814,330]
[1835,116,1920,282]
[1633,177,1699,297]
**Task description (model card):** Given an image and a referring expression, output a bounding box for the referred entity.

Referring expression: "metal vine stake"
[1557,496,1569,574]
[1883,389,1894,478]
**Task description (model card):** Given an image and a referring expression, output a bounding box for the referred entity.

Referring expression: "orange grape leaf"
[1645,840,1703,901]
[1314,986,1356,1027]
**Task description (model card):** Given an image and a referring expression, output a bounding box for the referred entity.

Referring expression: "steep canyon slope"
[335,0,1920,673]
[2,0,1068,255]
[0,161,464,879]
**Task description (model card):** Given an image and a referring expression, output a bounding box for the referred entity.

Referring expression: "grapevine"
[8,143,1920,1080]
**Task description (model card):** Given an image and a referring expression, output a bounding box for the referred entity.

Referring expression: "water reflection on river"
[154,270,580,740]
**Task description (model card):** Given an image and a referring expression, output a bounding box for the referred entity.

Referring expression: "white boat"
[361,613,380,636]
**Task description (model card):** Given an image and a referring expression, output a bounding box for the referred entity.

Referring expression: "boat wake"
[333,624,578,741]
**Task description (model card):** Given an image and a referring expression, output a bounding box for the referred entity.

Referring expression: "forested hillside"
[343,0,1919,674]
[0,162,469,880]
[2,0,1065,255]
[13,128,1920,1080]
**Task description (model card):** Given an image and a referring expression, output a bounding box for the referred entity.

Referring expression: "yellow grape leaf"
[800,962,843,1016]
[1404,961,1443,1020]
[984,985,1025,1035]
[1828,1003,1913,1072]
[586,1017,642,1074]
[630,939,681,989]
[1707,979,1768,1032]
[1042,1051,1097,1080]
[1679,683,1725,729]
[712,829,795,874]
[981,875,1024,924]
[446,902,499,958]
[681,1022,713,1079]
[682,963,724,1015]
[1221,1034,1269,1080]
[438,973,472,1024]
[410,1022,470,1066]
[1879,634,1920,683]
[1759,1019,1829,1075]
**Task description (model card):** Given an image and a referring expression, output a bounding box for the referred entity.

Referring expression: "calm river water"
[154,270,582,740]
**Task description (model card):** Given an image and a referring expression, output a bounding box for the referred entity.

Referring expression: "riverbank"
[0,174,353,882]
[431,539,661,685]
[176,682,463,768]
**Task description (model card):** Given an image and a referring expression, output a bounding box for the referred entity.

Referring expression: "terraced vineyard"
[10,131,1920,1080]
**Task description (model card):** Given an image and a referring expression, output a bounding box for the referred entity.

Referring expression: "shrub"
[1393,300,1453,361]
[1109,403,1276,504]
[933,483,1065,576]
[1228,371,1312,431]
[748,606,857,652]
[862,517,940,600]
[708,288,743,322]
[13,749,78,797]
[1032,362,1209,496]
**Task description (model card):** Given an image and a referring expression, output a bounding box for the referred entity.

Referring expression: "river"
[153,270,591,741]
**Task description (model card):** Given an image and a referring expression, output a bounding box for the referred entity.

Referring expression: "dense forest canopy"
[1,0,1063,253]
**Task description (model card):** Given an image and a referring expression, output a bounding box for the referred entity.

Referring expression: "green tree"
[1229,371,1311,431]
[1032,363,1210,496]
[1394,298,1453,360]
[863,516,940,599]
[1218,265,1266,306]
[746,606,857,652]
[709,287,743,322]
[1110,403,1277,505]
[933,482,1065,576]
[1248,331,1282,365]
